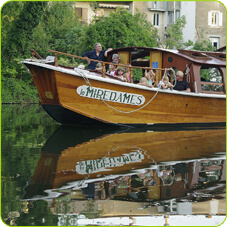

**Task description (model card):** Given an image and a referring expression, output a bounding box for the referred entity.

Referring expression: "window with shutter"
[208,11,223,27]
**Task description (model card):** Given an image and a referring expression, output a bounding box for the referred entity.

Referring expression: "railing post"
[154,70,158,87]
[128,176,131,192]
[102,62,106,78]
[130,67,133,83]
[54,52,58,67]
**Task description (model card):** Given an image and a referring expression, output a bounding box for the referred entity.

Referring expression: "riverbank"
[1,79,39,104]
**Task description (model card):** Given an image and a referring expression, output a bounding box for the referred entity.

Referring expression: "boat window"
[200,66,224,92]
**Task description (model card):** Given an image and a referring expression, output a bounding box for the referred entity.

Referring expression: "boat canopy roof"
[109,47,226,67]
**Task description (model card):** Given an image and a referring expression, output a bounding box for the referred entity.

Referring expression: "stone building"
[73,1,225,49]
[196,1,226,49]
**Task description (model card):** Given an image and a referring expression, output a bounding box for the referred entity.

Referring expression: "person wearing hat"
[173,71,191,92]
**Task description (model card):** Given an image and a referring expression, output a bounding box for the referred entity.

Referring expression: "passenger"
[116,68,127,82]
[95,62,103,73]
[138,77,153,88]
[112,54,130,82]
[112,54,122,72]
[111,54,121,64]
[124,64,132,83]
[158,75,174,90]
[82,43,112,70]
[173,71,191,92]
[107,64,117,76]
[144,69,155,86]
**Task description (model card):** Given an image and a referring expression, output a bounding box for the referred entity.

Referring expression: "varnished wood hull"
[20,127,226,201]
[25,127,225,194]
[23,61,226,126]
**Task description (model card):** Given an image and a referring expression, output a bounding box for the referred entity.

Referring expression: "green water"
[1,104,226,226]
[1,104,59,226]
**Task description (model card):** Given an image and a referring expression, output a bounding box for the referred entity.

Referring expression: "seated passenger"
[123,64,132,83]
[173,71,191,92]
[116,68,127,82]
[107,64,117,76]
[112,54,121,64]
[144,69,155,86]
[95,62,103,73]
[158,76,174,90]
[111,54,131,82]
[138,77,153,88]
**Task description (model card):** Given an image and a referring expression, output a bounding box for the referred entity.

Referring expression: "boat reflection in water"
[22,126,226,226]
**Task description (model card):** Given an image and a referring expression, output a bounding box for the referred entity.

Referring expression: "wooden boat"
[22,126,225,199]
[22,47,226,127]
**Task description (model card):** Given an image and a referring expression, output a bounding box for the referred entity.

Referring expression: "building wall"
[74,1,95,24]
[73,1,225,49]
[134,2,167,44]
[181,1,196,43]
[196,1,226,48]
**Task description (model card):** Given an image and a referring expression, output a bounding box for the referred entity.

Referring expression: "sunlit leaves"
[165,16,186,49]
[81,8,160,53]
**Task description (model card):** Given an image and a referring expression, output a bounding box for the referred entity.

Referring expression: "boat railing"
[31,49,43,59]
[43,49,174,84]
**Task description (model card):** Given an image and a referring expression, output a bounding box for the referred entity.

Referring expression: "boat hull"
[24,62,226,126]
[28,127,226,190]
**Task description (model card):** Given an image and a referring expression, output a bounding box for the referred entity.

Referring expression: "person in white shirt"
[158,75,174,90]
[107,64,117,76]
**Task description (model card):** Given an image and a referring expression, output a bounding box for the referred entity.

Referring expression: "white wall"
[181,1,196,43]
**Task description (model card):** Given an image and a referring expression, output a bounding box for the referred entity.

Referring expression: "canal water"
[1,104,226,226]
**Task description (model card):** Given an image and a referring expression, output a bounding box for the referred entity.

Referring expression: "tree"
[165,15,186,49]
[1,2,82,103]
[1,1,24,48]
[80,8,160,53]
[183,30,215,51]
[3,2,47,60]
[31,2,83,57]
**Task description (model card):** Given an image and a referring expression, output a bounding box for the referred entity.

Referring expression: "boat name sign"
[77,85,145,106]
[76,150,144,174]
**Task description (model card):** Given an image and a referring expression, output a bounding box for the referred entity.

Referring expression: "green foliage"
[165,16,186,49]
[81,8,159,53]
[183,40,194,48]
[200,67,223,91]
[1,105,58,224]
[1,1,48,103]
[183,31,215,51]
[1,1,24,47]
[15,200,58,226]
[89,1,100,13]
[132,68,144,82]
[57,57,79,67]
[193,39,215,51]
[3,2,47,60]
[53,26,84,55]
[1,76,39,103]
[1,2,83,103]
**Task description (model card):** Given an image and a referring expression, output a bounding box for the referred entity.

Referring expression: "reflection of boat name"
[77,85,145,106]
[76,150,144,174]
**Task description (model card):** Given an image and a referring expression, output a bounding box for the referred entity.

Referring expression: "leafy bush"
[1,76,39,103]
[80,8,159,53]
